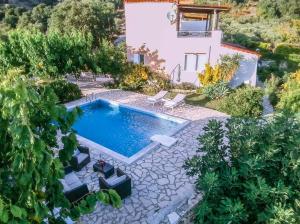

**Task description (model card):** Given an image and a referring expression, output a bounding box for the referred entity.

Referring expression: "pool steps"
[150,135,178,147]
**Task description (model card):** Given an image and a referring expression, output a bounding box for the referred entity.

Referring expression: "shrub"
[218,86,264,117]
[48,80,82,103]
[277,70,300,113]
[202,81,230,100]
[120,64,170,94]
[120,64,150,90]
[142,71,170,95]
[184,114,300,224]
[265,74,282,107]
[219,54,243,81]
[172,82,197,90]
[198,64,221,86]
[199,54,242,86]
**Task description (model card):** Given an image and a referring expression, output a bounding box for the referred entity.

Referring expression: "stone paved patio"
[66,88,228,224]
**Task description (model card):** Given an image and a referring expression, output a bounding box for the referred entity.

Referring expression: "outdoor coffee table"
[93,161,114,179]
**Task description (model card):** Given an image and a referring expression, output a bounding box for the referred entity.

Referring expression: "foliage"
[119,63,170,94]
[217,86,264,117]
[199,64,222,86]
[0,0,120,42]
[48,0,117,44]
[185,93,222,111]
[202,81,230,100]
[120,64,150,90]
[222,17,300,49]
[142,71,170,95]
[221,4,300,81]
[95,40,127,80]
[47,80,82,103]
[257,44,300,81]
[274,44,300,71]
[0,69,121,223]
[184,114,300,224]
[277,70,300,113]
[0,30,97,77]
[172,82,197,90]
[219,54,243,81]
[0,5,26,29]
[198,55,241,103]
[265,74,281,106]
[199,54,242,86]
[258,0,300,19]
[17,3,52,32]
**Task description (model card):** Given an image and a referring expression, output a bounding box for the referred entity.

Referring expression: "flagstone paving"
[66,89,228,224]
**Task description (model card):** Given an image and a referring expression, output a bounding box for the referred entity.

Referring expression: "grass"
[185,93,221,111]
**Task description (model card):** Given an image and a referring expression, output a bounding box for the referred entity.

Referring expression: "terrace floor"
[65,88,228,224]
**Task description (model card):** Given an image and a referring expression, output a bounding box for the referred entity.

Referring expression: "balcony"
[177,30,212,38]
[176,4,230,38]
[177,20,212,38]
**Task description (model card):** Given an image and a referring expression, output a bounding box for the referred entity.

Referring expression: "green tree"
[17,4,52,32]
[48,0,117,44]
[184,114,300,223]
[0,69,121,223]
[2,5,26,28]
[95,40,127,80]
[0,30,98,77]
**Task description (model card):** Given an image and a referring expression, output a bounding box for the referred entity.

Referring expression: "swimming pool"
[70,98,188,163]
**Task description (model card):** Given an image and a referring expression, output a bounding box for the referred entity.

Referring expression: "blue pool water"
[72,100,181,157]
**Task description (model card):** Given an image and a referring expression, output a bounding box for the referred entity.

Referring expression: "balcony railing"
[177,30,212,38]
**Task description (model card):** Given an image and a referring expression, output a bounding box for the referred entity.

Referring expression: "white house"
[124,0,260,87]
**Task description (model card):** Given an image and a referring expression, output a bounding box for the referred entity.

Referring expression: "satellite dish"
[167,10,177,24]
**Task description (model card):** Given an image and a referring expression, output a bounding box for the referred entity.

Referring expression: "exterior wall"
[219,46,259,87]
[125,2,258,87]
[125,2,223,86]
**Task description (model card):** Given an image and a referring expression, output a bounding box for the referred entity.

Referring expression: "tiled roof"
[124,0,177,3]
[221,43,261,57]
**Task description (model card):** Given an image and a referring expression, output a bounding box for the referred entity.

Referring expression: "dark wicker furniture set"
[61,145,132,203]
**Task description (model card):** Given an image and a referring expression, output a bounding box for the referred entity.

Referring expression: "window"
[184,53,207,71]
[133,53,145,64]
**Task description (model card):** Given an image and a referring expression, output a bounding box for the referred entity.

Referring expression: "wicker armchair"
[70,146,91,171]
[61,166,89,203]
[99,168,132,199]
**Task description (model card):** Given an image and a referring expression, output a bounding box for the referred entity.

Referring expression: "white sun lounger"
[163,94,186,109]
[147,90,168,105]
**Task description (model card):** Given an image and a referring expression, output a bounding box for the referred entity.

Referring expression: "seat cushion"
[73,149,81,156]
[64,172,82,190]
[60,179,71,193]
[106,175,127,187]
[76,153,89,164]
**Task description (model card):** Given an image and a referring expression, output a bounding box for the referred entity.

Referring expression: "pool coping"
[65,96,190,164]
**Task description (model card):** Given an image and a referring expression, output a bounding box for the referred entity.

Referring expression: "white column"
[212,10,217,30]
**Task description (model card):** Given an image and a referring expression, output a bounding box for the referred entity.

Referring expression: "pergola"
[176,4,230,31]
